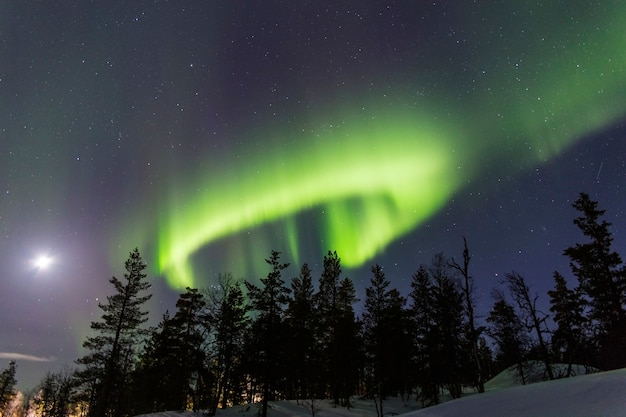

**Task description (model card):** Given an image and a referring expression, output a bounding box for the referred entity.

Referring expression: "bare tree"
[502,272,554,380]
[304,397,322,417]
[449,237,485,393]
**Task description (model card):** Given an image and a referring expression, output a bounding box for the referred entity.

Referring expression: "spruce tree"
[75,248,152,417]
[316,251,343,404]
[362,264,410,417]
[284,263,319,401]
[205,274,249,414]
[486,298,529,383]
[131,311,177,414]
[563,192,626,369]
[409,255,468,402]
[169,287,208,411]
[245,250,291,417]
[429,254,467,399]
[134,288,211,414]
[548,272,588,375]
[334,276,361,407]
[408,265,438,406]
[316,251,360,407]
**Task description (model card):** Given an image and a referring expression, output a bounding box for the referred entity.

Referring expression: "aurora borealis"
[1,1,625,389]
[151,111,464,288]
[136,0,626,289]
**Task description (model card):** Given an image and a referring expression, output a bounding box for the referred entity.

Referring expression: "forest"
[1,192,625,417]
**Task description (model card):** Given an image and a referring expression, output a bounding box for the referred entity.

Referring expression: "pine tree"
[37,367,76,417]
[409,255,470,403]
[563,192,626,369]
[408,255,469,402]
[335,276,361,407]
[408,265,438,406]
[170,287,208,411]
[548,272,589,375]
[205,274,249,414]
[245,250,291,417]
[284,263,319,401]
[131,311,177,414]
[133,287,210,414]
[486,298,529,384]
[0,361,17,413]
[429,254,467,399]
[316,251,343,404]
[75,248,152,417]
[316,251,360,407]
[362,264,410,417]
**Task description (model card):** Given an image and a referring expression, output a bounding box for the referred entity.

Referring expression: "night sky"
[1,1,625,390]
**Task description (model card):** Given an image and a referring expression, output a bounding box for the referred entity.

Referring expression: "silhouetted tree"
[316,251,342,404]
[476,336,495,382]
[449,237,485,392]
[409,265,439,406]
[170,287,208,411]
[362,264,410,417]
[563,192,626,369]
[502,272,554,380]
[334,275,361,406]
[548,272,590,374]
[409,254,470,404]
[37,367,77,417]
[316,251,360,407]
[205,274,249,414]
[131,311,177,414]
[75,248,152,417]
[487,298,529,383]
[429,254,467,399]
[245,250,291,417]
[284,263,319,401]
[0,360,17,413]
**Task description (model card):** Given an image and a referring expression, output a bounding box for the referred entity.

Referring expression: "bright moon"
[34,255,53,269]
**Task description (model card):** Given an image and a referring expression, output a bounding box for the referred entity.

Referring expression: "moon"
[33,254,53,270]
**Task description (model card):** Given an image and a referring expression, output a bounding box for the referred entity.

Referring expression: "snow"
[405,368,626,417]
[483,362,596,391]
[134,368,626,417]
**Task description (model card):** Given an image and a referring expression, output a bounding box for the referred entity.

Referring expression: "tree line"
[2,192,625,417]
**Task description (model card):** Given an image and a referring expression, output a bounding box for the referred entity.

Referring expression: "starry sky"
[1,1,625,390]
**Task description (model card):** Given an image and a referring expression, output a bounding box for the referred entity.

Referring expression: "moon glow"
[33,255,53,270]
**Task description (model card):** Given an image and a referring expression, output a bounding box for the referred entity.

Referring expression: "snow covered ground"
[135,367,626,417]
[405,368,626,417]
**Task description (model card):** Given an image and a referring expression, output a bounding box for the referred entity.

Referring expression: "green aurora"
[158,113,464,288]
[121,2,626,289]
